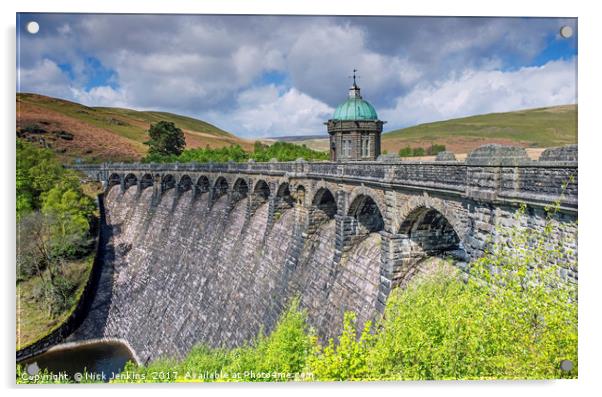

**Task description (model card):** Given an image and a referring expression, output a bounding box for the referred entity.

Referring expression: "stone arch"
[397,195,467,243]
[140,173,154,191]
[253,179,270,201]
[232,178,250,202]
[213,176,229,200]
[276,182,294,209]
[388,203,468,288]
[196,175,210,194]
[107,173,121,191]
[124,173,137,190]
[161,174,176,194]
[398,205,465,259]
[347,186,385,219]
[250,179,270,211]
[311,187,337,219]
[177,175,193,193]
[348,194,385,233]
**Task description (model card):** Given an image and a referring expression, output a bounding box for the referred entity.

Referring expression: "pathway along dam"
[68,145,578,364]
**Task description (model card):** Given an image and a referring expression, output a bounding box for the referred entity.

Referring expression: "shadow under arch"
[213,176,229,201]
[392,205,468,287]
[177,175,193,194]
[139,174,154,191]
[348,194,384,234]
[107,173,121,191]
[275,182,294,210]
[398,205,464,258]
[232,178,249,203]
[124,173,138,191]
[161,174,176,194]
[196,175,210,195]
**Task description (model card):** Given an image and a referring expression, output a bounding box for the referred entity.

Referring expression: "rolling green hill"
[382,105,577,155]
[16,93,253,162]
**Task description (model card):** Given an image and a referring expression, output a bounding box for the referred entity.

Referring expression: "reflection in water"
[22,340,135,382]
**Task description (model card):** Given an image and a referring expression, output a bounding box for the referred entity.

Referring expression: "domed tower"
[326,71,385,161]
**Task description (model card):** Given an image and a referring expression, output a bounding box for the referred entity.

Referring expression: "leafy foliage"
[143,141,328,163]
[17,139,95,326]
[307,313,373,381]
[144,121,186,157]
[398,143,446,157]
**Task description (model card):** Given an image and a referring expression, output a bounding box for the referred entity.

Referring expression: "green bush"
[143,141,328,164]
[427,143,446,155]
[399,144,446,157]
[398,146,413,157]
[413,147,426,156]
[307,312,373,381]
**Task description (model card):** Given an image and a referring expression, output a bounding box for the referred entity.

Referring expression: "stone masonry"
[70,144,577,362]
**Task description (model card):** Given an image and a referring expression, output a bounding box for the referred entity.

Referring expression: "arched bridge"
[73,144,578,312]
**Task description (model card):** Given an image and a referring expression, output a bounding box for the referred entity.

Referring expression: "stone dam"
[69,145,578,365]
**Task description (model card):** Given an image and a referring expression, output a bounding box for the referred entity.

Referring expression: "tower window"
[361,133,370,158]
[342,136,352,158]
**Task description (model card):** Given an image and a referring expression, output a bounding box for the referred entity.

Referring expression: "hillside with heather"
[16,93,253,163]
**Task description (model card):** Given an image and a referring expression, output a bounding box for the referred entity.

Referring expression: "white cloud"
[71,85,129,108]
[17,58,72,98]
[207,85,333,137]
[17,15,577,137]
[380,58,576,128]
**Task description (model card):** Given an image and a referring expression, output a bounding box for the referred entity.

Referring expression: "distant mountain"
[381,105,577,155]
[271,134,328,142]
[16,93,253,163]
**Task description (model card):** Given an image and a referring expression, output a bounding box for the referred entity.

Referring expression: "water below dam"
[21,340,135,382]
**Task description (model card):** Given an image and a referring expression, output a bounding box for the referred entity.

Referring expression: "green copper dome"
[332,83,378,121]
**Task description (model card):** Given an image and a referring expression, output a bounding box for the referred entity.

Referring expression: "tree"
[144,121,186,156]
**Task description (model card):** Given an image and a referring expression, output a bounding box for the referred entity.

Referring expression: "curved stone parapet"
[435,151,457,161]
[466,144,530,165]
[540,144,578,162]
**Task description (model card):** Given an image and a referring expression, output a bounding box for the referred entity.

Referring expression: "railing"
[70,158,578,212]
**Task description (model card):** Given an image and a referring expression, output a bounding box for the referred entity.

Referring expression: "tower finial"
[353,68,358,86]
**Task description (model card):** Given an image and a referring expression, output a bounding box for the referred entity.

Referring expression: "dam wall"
[69,144,578,364]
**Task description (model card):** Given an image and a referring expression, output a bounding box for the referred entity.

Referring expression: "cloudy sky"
[17,14,577,138]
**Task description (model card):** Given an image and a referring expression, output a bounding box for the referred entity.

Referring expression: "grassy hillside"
[382,105,577,155]
[16,93,253,163]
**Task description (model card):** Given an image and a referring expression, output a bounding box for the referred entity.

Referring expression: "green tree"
[398,146,413,157]
[144,121,186,156]
[16,140,64,218]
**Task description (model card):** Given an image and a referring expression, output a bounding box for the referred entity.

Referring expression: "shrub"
[307,312,373,381]
[427,143,446,155]
[398,146,413,157]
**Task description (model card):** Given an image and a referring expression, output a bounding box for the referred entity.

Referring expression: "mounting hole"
[26,21,40,34]
[559,25,573,39]
[560,359,574,371]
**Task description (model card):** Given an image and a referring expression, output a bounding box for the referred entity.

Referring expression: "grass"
[382,105,577,153]
[16,255,94,350]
